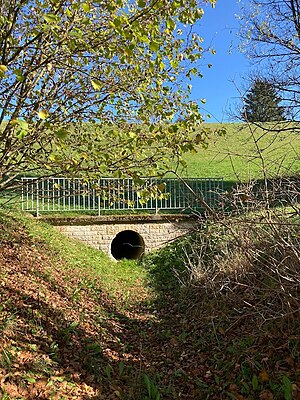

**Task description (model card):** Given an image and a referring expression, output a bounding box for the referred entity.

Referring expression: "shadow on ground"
[0,212,300,399]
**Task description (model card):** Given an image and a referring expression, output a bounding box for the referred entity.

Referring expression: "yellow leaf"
[10,119,19,126]
[81,152,89,160]
[128,131,136,138]
[82,3,90,12]
[0,65,7,73]
[91,79,102,90]
[37,110,49,120]
[157,183,166,192]
[259,369,269,382]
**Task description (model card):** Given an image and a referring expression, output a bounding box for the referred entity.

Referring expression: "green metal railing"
[21,177,224,216]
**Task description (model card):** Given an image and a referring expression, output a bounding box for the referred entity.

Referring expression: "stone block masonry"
[43,214,197,259]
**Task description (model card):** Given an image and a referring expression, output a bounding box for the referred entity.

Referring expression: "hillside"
[1,209,300,399]
[183,123,300,181]
[0,211,151,399]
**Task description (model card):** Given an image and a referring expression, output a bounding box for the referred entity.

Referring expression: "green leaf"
[128,131,136,138]
[43,13,58,24]
[138,0,146,6]
[170,60,178,69]
[168,124,178,133]
[139,35,149,43]
[195,133,202,144]
[55,128,68,139]
[17,130,27,140]
[159,61,165,70]
[189,67,198,76]
[282,375,293,400]
[196,8,204,18]
[150,41,160,52]
[12,119,29,139]
[18,120,28,131]
[166,18,176,30]
[111,17,122,28]
[25,377,36,383]
[49,154,58,162]
[252,374,259,391]
[14,68,25,82]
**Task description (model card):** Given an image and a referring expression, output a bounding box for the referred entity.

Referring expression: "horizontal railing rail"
[21,177,224,216]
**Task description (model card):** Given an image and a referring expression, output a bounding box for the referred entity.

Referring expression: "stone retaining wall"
[46,215,197,258]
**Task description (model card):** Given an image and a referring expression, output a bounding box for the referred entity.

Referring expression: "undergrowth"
[0,206,300,399]
[142,210,300,399]
[0,209,152,399]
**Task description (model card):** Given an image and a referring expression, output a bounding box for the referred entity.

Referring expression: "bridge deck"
[39,213,197,226]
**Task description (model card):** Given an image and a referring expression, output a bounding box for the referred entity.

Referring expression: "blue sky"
[191,0,252,122]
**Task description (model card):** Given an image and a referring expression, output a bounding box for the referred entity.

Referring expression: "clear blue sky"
[191,0,252,122]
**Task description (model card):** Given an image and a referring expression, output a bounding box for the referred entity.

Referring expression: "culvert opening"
[110,230,145,260]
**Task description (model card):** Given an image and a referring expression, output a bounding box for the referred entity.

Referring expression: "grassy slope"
[0,210,152,400]
[1,123,300,399]
[182,123,300,181]
[1,209,300,400]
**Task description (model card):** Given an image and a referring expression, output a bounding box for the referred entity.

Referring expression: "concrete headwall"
[44,214,197,258]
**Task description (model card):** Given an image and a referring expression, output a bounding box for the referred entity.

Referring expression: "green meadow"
[182,123,300,182]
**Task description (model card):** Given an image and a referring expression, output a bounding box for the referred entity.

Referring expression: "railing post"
[21,178,24,211]
[98,179,101,216]
[155,178,158,214]
[36,180,39,217]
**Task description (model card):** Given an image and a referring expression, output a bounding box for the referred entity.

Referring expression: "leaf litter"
[0,213,299,399]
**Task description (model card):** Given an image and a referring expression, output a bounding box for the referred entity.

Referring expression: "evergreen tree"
[240,0,300,122]
[242,78,286,122]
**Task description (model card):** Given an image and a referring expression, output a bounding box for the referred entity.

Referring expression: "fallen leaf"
[259,369,269,382]
[259,390,274,400]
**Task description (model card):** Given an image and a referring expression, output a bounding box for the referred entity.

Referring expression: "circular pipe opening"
[110,230,145,260]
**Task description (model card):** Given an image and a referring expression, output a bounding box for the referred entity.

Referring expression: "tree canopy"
[241,78,286,122]
[0,0,216,191]
[239,0,300,122]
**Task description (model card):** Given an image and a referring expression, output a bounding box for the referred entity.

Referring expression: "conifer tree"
[239,0,300,122]
[242,78,286,122]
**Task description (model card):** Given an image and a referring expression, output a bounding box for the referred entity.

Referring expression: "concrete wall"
[46,215,196,258]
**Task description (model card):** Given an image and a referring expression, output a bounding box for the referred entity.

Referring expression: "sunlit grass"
[5,210,149,306]
[182,123,300,181]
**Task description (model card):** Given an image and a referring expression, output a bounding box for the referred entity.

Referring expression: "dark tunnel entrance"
[110,230,145,260]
